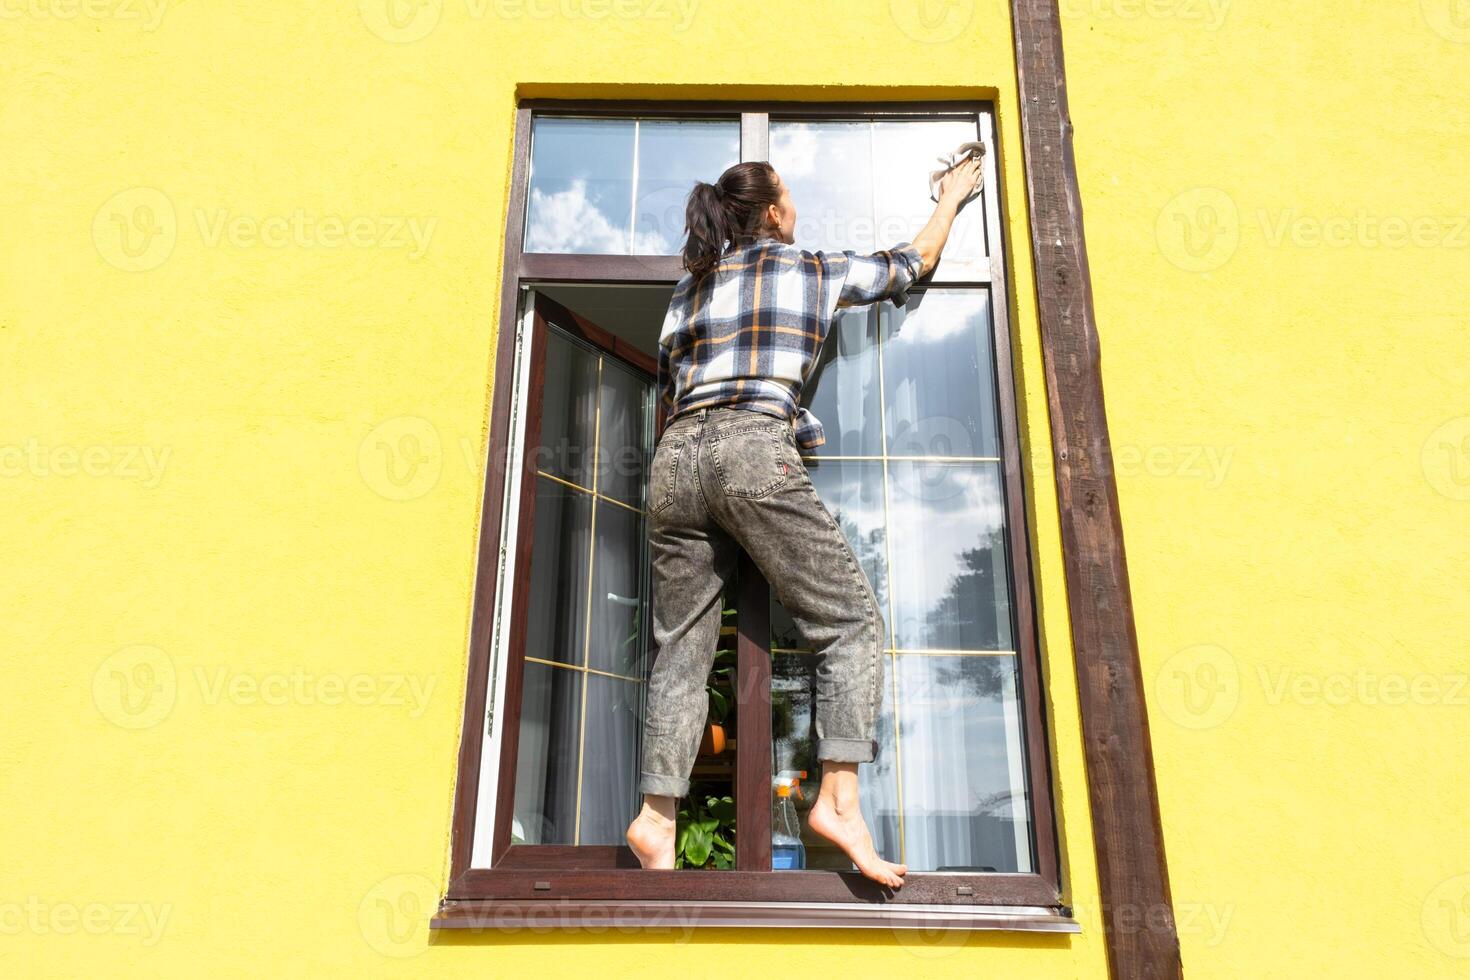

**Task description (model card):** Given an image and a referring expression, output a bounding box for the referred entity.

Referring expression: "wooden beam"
[734,552,773,871]
[1009,3,1183,977]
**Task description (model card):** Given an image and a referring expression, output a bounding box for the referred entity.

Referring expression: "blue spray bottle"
[771,772,806,870]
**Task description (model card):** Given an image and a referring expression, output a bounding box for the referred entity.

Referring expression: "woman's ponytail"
[681,161,782,280]
[682,181,729,280]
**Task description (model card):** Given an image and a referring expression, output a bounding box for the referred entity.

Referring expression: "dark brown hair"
[681,161,781,279]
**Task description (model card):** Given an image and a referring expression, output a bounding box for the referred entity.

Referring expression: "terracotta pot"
[697,723,726,757]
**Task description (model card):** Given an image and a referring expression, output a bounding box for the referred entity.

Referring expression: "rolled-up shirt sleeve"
[814,241,925,318]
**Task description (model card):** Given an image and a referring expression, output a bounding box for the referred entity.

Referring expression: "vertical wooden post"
[1010,1,1183,976]
[734,551,773,871]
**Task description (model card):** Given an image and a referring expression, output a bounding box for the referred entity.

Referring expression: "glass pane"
[632,120,740,255]
[872,119,987,263]
[895,654,1032,872]
[596,356,652,507]
[769,460,891,650]
[536,331,599,489]
[578,673,643,845]
[512,299,661,851]
[800,308,882,459]
[886,462,1012,651]
[772,652,900,868]
[511,661,582,845]
[524,475,592,667]
[770,116,986,267]
[769,120,876,254]
[525,117,636,253]
[588,498,649,677]
[881,290,1001,459]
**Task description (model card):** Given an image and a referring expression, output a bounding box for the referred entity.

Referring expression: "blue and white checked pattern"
[657,238,925,450]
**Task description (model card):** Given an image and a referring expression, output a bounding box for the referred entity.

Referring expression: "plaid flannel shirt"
[657,238,925,450]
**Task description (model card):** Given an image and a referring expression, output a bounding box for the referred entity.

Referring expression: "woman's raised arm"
[909,156,984,276]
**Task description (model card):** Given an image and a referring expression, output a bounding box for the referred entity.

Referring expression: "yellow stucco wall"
[2,2,1464,977]
[1062,3,1470,977]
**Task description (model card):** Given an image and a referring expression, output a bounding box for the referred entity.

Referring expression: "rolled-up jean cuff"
[816,737,878,764]
[639,771,691,798]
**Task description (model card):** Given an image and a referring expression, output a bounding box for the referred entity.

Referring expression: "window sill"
[432,898,1079,932]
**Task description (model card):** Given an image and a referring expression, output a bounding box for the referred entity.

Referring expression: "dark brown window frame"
[437,96,1081,934]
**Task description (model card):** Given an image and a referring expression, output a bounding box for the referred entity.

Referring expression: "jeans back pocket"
[710,419,788,499]
[648,437,684,516]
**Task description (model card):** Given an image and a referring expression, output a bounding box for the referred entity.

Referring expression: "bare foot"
[626,796,677,869]
[807,766,907,889]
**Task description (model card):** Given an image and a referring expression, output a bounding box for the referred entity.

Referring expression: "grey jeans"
[639,405,885,799]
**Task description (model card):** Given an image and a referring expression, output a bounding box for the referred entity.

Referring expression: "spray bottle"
[771,770,807,870]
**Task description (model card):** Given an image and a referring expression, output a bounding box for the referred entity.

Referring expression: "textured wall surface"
[1063,3,1470,977]
[2,2,1465,977]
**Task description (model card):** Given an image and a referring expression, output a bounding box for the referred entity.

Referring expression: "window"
[523,117,740,255]
[771,289,1032,875]
[509,305,656,847]
[441,101,1068,931]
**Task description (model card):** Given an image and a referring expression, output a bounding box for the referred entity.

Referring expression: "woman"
[625,156,984,887]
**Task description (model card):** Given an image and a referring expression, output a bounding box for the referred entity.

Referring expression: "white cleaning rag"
[928,141,986,204]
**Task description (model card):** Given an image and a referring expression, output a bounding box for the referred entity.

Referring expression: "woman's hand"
[938,156,983,206]
[912,156,984,276]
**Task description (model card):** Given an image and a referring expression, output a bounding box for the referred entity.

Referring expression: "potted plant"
[674,789,736,869]
[697,604,738,758]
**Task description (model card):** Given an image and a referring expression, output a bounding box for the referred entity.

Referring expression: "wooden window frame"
[437,97,1074,933]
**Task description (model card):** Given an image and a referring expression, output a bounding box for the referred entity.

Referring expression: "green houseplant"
[675,791,736,869]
